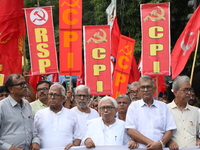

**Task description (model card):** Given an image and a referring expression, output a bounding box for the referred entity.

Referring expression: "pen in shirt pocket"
[115,136,117,141]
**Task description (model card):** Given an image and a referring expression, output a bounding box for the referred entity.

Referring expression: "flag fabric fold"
[128,56,140,83]
[0,0,26,79]
[111,17,121,59]
[171,6,200,79]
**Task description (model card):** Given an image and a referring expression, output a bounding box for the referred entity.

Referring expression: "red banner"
[24,6,58,75]
[84,25,112,95]
[141,3,170,76]
[59,0,82,75]
[111,35,136,98]
[0,0,26,79]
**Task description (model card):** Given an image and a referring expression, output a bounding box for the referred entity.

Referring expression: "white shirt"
[34,107,81,148]
[71,106,99,137]
[83,117,130,146]
[125,99,177,148]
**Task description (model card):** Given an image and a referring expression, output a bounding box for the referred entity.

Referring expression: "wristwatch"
[159,140,165,148]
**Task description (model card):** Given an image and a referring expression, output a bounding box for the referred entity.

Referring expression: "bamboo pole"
[190,30,200,85]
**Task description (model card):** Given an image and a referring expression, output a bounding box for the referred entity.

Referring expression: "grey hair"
[116,94,131,104]
[99,96,118,108]
[75,85,90,95]
[50,83,66,96]
[138,76,154,85]
[172,75,190,91]
[128,81,139,92]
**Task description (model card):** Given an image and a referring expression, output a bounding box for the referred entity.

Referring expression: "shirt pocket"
[187,121,196,136]
[154,116,164,131]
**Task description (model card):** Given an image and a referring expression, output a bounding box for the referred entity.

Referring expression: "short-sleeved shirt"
[125,99,177,148]
[0,96,40,150]
[168,101,199,147]
[30,99,47,115]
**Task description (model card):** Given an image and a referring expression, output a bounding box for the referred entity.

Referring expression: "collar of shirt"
[49,106,64,115]
[139,99,158,108]
[38,99,47,107]
[8,95,26,108]
[171,100,190,111]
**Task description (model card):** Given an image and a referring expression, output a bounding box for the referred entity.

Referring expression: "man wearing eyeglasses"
[83,96,138,149]
[34,83,81,149]
[0,74,40,150]
[167,75,200,149]
[71,85,99,138]
[30,80,52,115]
[125,76,177,150]
[128,81,141,102]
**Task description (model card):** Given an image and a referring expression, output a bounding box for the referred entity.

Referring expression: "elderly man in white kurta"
[125,76,177,149]
[83,96,138,149]
[71,85,99,137]
[34,83,81,149]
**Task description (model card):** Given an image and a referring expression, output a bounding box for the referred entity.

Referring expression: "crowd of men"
[0,74,199,150]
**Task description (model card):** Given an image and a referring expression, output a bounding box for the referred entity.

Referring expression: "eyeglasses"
[48,93,63,98]
[139,86,153,91]
[37,87,49,92]
[129,90,139,94]
[0,94,8,97]
[74,94,89,99]
[99,106,115,111]
[117,101,128,104]
[11,82,27,87]
[179,88,193,93]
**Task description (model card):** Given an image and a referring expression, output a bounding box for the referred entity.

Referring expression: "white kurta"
[34,107,82,148]
[83,117,130,146]
[71,106,99,137]
[125,99,177,148]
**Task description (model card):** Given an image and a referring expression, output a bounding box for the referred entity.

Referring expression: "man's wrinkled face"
[117,97,129,113]
[174,82,192,103]
[74,90,90,108]
[36,83,50,101]
[139,80,155,101]
[129,85,140,101]
[99,100,117,123]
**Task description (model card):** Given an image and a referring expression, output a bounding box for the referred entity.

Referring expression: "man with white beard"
[71,85,99,137]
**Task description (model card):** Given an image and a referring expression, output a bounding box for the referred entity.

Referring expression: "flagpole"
[156,76,158,100]
[23,37,27,76]
[190,30,199,85]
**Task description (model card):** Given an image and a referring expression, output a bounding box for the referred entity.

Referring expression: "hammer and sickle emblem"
[61,0,80,8]
[87,29,107,44]
[119,45,133,57]
[143,6,165,22]
[33,10,46,22]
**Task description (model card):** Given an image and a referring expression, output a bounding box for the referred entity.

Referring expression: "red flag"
[111,17,121,59]
[76,64,85,86]
[28,70,42,93]
[129,56,140,83]
[0,0,26,79]
[52,73,59,82]
[171,6,200,79]
[152,76,166,93]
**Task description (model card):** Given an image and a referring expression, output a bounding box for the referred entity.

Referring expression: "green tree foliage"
[24,0,199,69]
